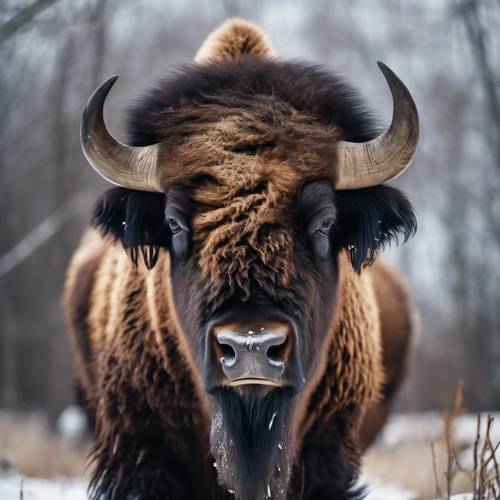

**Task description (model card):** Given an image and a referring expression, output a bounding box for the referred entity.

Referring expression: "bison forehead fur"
[64,18,418,500]
[122,57,380,305]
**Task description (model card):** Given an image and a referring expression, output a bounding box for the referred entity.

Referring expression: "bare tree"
[455,0,500,159]
[453,0,500,399]
[0,0,59,46]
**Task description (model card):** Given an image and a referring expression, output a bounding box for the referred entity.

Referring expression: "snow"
[0,473,421,500]
[363,478,417,500]
[56,405,88,442]
[454,414,500,446]
[379,412,443,447]
[0,474,87,500]
[379,412,500,448]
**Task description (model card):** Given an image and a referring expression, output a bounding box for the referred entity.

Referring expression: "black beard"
[210,386,296,500]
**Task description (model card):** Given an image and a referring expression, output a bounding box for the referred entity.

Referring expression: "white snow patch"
[56,405,88,441]
[379,412,442,447]
[453,414,500,446]
[379,412,500,448]
[0,473,421,500]
[362,476,417,499]
[0,474,87,500]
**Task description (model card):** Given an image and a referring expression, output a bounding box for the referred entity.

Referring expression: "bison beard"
[210,386,295,500]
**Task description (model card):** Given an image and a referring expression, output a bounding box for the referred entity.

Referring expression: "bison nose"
[213,322,291,387]
[217,331,287,368]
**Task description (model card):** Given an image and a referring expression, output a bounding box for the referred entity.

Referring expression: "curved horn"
[335,62,419,190]
[81,76,163,192]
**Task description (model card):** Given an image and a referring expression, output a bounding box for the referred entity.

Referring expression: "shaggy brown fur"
[64,19,417,500]
[358,260,416,450]
[195,18,276,63]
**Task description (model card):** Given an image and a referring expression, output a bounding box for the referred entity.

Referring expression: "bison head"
[83,20,418,500]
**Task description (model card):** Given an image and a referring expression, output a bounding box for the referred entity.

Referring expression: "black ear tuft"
[91,187,168,269]
[335,185,416,272]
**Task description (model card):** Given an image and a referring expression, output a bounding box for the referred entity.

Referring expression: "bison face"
[169,185,339,381]
[92,176,415,499]
[165,181,341,396]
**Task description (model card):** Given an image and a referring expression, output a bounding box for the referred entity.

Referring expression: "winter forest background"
[0,0,499,426]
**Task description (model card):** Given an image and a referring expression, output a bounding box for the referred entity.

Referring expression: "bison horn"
[335,62,419,190]
[80,76,163,192]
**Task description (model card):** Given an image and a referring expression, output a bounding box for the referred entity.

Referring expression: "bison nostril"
[217,341,237,367]
[266,338,288,366]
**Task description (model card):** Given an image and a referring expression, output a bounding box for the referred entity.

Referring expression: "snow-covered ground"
[378,412,500,448]
[0,474,87,500]
[0,473,418,500]
[363,477,417,500]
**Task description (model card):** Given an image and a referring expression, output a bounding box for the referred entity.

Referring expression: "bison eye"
[168,217,182,234]
[308,215,335,237]
[165,188,193,261]
[319,217,334,233]
[307,209,336,261]
[164,208,191,260]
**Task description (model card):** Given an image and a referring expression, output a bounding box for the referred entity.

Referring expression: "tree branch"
[0,190,95,278]
[456,0,500,163]
[0,0,59,46]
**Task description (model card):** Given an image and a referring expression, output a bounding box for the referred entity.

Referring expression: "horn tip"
[92,75,120,102]
[81,75,120,146]
[105,74,120,86]
[376,61,395,80]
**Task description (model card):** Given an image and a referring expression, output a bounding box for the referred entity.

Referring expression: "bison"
[64,18,419,500]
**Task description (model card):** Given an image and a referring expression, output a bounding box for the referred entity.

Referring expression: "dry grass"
[0,412,90,479]
[438,383,499,499]
[364,440,472,499]
[364,384,500,499]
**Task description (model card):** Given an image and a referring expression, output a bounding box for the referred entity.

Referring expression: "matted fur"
[64,18,417,500]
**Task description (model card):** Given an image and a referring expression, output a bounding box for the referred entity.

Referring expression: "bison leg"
[89,414,221,500]
[291,410,365,500]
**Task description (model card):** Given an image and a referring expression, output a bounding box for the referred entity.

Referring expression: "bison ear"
[334,185,417,272]
[195,18,276,64]
[91,188,168,269]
